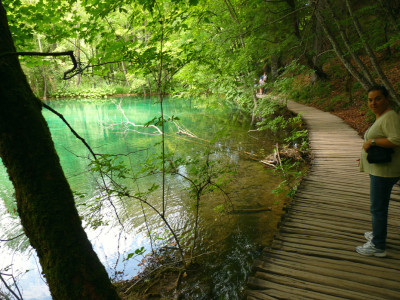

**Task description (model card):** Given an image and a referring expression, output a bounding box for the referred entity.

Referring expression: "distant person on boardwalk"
[262,72,268,94]
[262,72,267,82]
[356,85,400,257]
[258,77,264,94]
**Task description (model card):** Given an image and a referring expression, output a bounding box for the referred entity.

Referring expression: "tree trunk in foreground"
[0,2,120,299]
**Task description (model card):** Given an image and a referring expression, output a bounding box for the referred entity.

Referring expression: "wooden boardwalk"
[247,100,400,300]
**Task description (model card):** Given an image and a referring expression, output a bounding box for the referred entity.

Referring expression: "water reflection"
[0,97,284,299]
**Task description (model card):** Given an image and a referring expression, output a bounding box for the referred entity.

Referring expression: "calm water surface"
[0,97,285,299]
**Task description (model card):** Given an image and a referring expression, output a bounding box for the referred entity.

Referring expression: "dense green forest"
[6,0,400,106]
[1,0,400,298]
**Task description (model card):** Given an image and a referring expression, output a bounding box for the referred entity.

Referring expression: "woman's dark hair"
[368,84,389,97]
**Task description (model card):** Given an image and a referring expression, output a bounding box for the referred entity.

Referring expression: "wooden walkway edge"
[246,100,400,300]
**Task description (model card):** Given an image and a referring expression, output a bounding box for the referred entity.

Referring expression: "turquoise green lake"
[0,96,285,299]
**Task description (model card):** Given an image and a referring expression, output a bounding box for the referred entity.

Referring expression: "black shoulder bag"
[367,146,394,164]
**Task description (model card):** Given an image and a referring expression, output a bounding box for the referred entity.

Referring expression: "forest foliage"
[1,0,400,298]
[3,0,400,109]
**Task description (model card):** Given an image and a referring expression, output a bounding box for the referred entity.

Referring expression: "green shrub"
[352,81,363,92]
[312,81,332,99]
[114,85,132,94]
[49,84,118,99]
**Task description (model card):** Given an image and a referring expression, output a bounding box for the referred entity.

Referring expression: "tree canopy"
[4,0,400,105]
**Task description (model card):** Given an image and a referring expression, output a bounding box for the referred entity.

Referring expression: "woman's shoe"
[364,231,373,241]
[356,241,386,257]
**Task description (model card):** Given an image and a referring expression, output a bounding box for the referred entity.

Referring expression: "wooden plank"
[278,225,400,248]
[273,240,400,258]
[290,200,369,213]
[288,209,371,223]
[297,187,370,199]
[284,213,400,232]
[246,290,278,300]
[253,260,400,298]
[247,276,349,300]
[277,231,400,248]
[287,206,377,221]
[303,177,368,187]
[256,257,400,291]
[278,226,363,242]
[303,176,369,186]
[296,189,370,201]
[265,288,335,300]
[262,250,400,279]
[271,239,400,269]
[282,215,373,231]
[290,199,400,217]
[275,234,360,249]
[280,220,367,238]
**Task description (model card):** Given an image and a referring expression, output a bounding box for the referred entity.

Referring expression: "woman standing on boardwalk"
[356,85,400,257]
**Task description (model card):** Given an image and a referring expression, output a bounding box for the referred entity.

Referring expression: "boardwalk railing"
[247,100,400,300]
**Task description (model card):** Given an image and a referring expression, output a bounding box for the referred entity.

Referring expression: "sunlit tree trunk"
[251,92,258,125]
[0,3,120,299]
[142,84,147,96]
[109,64,115,83]
[75,36,82,86]
[144,19,149,46]
[147,77,152,95]
[37,36,48,99]
[121,61,130,86]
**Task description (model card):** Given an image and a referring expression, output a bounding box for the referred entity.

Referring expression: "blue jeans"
[370,175,400,250]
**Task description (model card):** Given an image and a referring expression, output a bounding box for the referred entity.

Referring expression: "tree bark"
[325,0,375,85]
[345,0,400,106]
[75,36,82,86]
[223,0,245,48]
[147,77,152,95]
[251,92,258,126]
[286,0,328,81]
[270,54,280,79]
[310,14,328,82]
[36,36,48,99]
[121,61,130,86]
[314,3,371,91]
[0,3,120,299]
[109,64,115,83]
[377,0,400,33]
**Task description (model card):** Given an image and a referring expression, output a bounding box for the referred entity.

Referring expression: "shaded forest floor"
[275,51,400,137]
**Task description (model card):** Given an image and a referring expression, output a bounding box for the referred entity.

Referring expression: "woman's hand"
[363,139,373,152]
[363,138,397,152]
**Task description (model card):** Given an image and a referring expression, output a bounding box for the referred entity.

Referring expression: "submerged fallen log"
[229,207,272,214]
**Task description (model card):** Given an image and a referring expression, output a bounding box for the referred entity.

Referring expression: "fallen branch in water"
[276,143,282,167]
[260,144,306,168]
[229,207,272,214]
